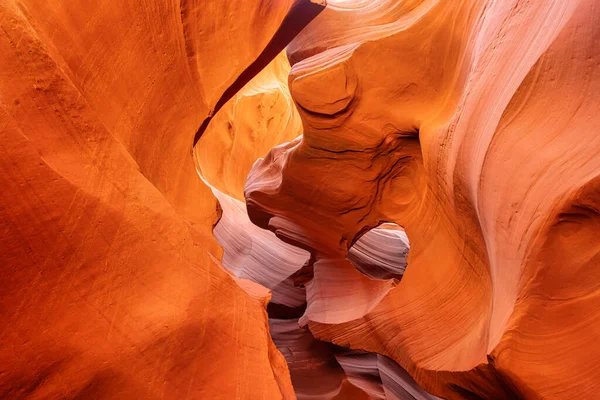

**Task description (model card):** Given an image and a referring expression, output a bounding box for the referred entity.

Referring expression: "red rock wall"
[245,0,600,398]
[0,0,323,398]
[3,0,599,398]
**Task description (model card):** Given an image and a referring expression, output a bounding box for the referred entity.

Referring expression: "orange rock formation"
[0,0,322,398]
[2,0,599,399]
[246,0,600,398]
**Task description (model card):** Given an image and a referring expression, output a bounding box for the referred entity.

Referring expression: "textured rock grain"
[245,0,600,398]
[0,0,324,398]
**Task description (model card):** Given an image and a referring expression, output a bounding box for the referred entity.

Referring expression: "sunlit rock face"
[0,0,323,398]
[195,46,430,400]
[196,52,303,202]
[3,0,599,399]
[194,52,310,307]
[246,0,600,398]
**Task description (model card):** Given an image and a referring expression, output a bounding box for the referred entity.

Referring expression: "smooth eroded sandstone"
[245,0,600,398]
[0,0,324,398]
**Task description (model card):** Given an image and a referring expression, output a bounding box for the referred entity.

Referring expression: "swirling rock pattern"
[3,0,599,398]
[194,52,311,308]
[204,181,310,306]
[270,318,352,399]
[196,50,439,398]
[246,0,600,398]
[335,351,441,400]
[347,223,409,280]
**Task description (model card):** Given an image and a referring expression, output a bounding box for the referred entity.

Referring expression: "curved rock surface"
[195,49,434,398]
[270,318,351,399]
[204,181,310,306]
[246,0,600,398]
[3,0,599,398]
[196,51,303,201]
[194,52,310,308]
[335,351,441,400]
[0,0,324,398]
[347,224,409,280]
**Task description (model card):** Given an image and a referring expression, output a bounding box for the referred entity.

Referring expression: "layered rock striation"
[245,0,600,398]
[2,0,599,399]
[195,48,430,399]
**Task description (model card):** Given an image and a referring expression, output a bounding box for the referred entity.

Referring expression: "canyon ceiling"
[0,0,599,399]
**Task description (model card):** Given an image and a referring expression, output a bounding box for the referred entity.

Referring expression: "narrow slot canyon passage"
[1,0,599,399]
[193,48,432,398]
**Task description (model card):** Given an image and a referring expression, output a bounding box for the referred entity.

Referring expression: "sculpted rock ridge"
[245,0,600,398]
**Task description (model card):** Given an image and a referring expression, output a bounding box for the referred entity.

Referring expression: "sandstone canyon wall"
[2,0,600,399]
[0,1,322,398]
[245,0,600,398]
[194,51,432,399]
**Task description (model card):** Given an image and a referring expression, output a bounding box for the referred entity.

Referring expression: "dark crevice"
[267,302,307,319]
